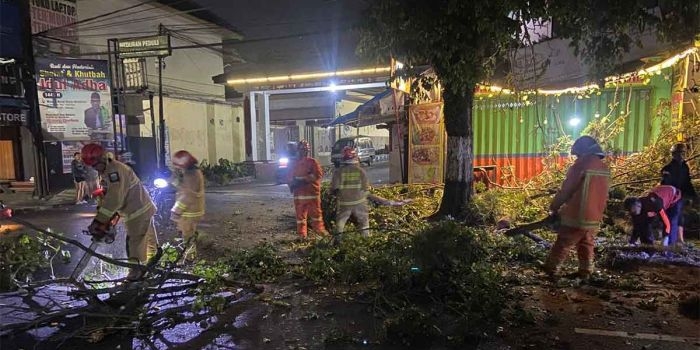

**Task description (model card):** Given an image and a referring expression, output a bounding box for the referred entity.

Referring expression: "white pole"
[263,92,271,161]
[250,91,258,161]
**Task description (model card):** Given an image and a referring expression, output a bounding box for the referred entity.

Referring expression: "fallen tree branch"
[610,177,658,189]
[7,217,143,271]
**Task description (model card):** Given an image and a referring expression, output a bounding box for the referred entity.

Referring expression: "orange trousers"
[544,226,595,274]
[293,198,326,237]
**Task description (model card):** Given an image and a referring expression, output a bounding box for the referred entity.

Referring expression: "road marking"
[574,328,700,343]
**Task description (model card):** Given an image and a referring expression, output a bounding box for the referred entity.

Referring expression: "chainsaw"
[70,188,120,280]
[498,214,558,248]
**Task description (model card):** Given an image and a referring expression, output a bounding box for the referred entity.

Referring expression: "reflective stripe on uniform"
[294,195,318,200]
[181,211,204,218]
[174,201,187,210]
[122,202,155,223]
[310,217,323,221]
[338,198,366,206]
[97,206,114,218]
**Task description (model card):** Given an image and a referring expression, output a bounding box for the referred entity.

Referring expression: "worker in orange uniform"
[170,150,205,261]
[544,136,610,280]
[81,143,158,281]
[288,140,329,238]
[331,146,370,237]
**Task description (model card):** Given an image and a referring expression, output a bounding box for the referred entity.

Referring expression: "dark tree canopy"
[358,0,698,218]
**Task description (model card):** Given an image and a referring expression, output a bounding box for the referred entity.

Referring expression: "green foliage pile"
[470,187,549,225]
[200,158,255,186]
[0,232,68,291]
[301,221,508,347]
[321,184,442,232]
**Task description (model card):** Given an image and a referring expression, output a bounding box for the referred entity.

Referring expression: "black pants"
[630,217,656,245]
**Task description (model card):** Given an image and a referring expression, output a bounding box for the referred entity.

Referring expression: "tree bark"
[434,87,474,219]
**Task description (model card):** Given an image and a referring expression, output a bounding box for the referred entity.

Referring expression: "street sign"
[0,106,28,126]
[116,35,171,59]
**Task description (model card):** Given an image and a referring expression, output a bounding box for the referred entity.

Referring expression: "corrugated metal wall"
[472,74,672,184]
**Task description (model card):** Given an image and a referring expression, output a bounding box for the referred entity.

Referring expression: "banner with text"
[408,102,445,184]
[36,58,114,142]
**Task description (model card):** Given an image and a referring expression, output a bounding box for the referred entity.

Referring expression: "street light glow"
[569,117,581,127]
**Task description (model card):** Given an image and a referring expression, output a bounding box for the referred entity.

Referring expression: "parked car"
[331,136,376,167]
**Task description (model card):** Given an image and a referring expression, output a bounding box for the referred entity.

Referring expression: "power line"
[71,27,219,38]
[146,74,221,87]
[75,7,208,32]
[71,27,355,57]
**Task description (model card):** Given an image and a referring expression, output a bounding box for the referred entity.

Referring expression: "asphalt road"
[5,161,389,281]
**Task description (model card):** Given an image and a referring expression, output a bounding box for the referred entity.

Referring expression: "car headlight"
[278,157,289,167]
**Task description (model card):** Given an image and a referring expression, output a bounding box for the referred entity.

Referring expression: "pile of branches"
[0,218,252,347]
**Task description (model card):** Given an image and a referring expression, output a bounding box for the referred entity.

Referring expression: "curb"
[10,202,76,213]
[205,176,256,188]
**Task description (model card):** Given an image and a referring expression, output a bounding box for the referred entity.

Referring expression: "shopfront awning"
[329,89,405,127]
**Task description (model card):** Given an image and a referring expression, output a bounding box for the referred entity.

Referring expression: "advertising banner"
[408,102,445,184]
[36,58,114,142]
[61,140,117,174]
[60,141,87,174]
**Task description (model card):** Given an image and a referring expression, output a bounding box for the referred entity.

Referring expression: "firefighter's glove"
[88,219,111,242]
[0,203,12,219]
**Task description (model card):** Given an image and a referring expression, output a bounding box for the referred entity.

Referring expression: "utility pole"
[19,0,49,197]
[157,24,166,170]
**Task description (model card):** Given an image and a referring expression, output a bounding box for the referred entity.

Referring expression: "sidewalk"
[0,189,77,212]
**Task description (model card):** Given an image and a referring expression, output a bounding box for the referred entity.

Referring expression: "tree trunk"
[434,87,474,219]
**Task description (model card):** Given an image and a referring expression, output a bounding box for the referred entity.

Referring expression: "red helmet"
[571,135,604,158]
[81,143,106,166]
[172,150,197,168]
[342,146,357,161]
[297,140,310,152]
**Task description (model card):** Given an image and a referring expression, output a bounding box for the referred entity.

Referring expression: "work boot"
[564,271,591,281]
[126,266,145,282]
[540,261,559,282]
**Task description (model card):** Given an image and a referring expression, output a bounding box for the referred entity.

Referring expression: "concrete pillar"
[206,103,216,164]
[263,92,271,161]
[249,91,258,161]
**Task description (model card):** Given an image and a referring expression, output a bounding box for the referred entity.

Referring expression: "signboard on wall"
[0,106,28,126]
[117,35,171,58]
[36,58,114,141]
[408,102,444,184]
[60,141,85,174]
[30,0,79,56]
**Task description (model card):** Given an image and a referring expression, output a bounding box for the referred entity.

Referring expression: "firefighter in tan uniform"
[81,143,158,281]
[170,150,205,261]
[331,147,371,237]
